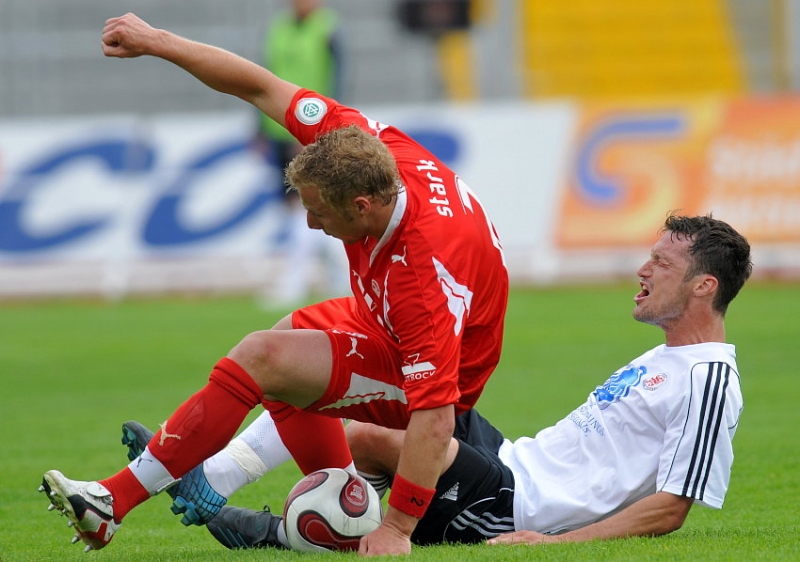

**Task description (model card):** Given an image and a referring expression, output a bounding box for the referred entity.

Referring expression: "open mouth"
[634,283,650,303]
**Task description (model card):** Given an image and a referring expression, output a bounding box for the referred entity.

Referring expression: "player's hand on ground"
[487,530,552,546]
[358,524,412,556]
[101,13,159,58]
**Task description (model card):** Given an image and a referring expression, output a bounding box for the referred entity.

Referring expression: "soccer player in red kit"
[40,12,508,557]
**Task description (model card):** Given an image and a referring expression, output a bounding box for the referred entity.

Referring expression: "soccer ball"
[283,468,383,553]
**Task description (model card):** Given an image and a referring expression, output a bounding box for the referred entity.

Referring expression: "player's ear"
[693,274,718,299]
[352,196,371,216]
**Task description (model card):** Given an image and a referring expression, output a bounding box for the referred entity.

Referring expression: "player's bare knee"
[346,422,401,474]
[228,330,286,391]
[345,422,371,463]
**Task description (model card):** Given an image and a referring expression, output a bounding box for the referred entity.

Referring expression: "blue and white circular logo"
[295,98,328,125]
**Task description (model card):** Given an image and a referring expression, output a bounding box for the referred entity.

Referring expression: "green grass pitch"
[1,282,797,561]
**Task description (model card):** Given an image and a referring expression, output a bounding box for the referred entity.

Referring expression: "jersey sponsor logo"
[402,354,437,382]
[295,98,328,125]
[593,364,646,409]
[643,373,667,390]
[568,404,606,436]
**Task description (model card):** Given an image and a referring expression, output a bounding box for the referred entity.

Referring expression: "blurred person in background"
[256,0,349,307]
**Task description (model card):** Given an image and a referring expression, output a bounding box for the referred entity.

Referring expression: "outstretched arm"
[101,13,299,127]
[488,491,693,546]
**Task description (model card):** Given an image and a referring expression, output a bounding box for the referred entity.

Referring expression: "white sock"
[202,412,353,498]
[202,441,259,498]
[236,411,293,472]
[128,447,176,495]
[202,410,292,497]
[277,524,289,546]
[357,470,391,499]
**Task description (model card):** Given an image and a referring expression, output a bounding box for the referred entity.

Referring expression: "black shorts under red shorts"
[412,409,516,545]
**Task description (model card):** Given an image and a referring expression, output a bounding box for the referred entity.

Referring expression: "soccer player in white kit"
[351,212,752,545]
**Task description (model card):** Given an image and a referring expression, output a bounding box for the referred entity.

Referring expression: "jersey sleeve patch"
[295,97,328,125]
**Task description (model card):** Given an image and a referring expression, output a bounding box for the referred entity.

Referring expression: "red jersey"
[286,90,508,414]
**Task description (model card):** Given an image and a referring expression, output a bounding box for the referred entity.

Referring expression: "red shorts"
[291,297,411,429]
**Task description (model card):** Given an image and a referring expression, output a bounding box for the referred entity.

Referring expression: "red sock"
[151,357,264,477]
[265,400,352,475]
[101,357,263,521]
[99,468,148,523]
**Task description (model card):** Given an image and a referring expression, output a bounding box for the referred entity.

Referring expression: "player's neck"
[663,315,726,347]
[365,198,397,241]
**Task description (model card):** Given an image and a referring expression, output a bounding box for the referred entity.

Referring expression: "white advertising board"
[2,97,797,298]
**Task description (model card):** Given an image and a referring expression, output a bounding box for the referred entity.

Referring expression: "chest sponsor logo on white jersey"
[594,364,646,409]
[568,404,606,436]
[643,373,667,391]
[402,354,436,382]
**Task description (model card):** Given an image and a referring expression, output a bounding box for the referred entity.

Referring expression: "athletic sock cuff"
[210,357,264,408]
[262,399,301,422]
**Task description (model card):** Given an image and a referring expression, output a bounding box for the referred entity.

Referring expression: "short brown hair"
[285,125,400,218]
[662,212,752,315]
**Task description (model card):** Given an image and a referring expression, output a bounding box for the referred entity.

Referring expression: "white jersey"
[499,342,742,534]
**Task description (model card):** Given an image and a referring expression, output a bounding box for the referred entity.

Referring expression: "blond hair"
[286,125,400,219]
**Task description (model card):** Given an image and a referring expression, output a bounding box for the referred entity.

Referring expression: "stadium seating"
[0,0,786,117]
[519,0,745,99]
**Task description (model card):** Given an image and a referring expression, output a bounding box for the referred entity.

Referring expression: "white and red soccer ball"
[283,468,383,553]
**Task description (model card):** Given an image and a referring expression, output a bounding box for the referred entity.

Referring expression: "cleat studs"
[71,535,80,544]
[38,485,45,492]
[50,490,57,497]
[68,520,74,527]
[47,503,55,511]
[84,545,93,553]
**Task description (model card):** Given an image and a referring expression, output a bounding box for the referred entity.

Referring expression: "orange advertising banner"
[557,95,800,248]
